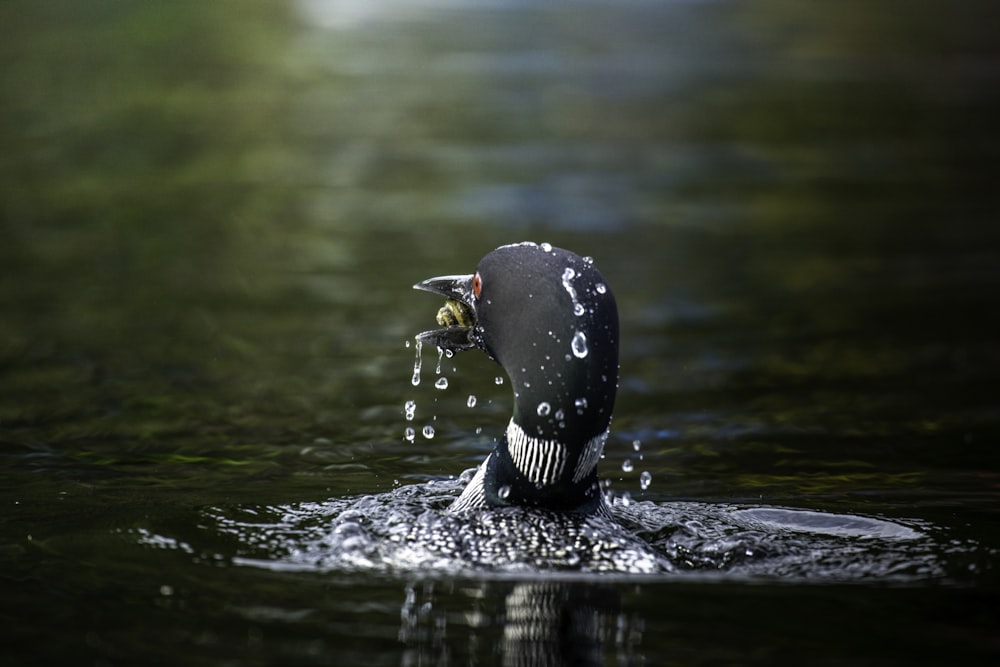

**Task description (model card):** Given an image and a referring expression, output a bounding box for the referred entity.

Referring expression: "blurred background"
[2,0,999,664]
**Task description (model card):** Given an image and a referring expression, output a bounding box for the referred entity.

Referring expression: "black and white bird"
[415,241,619,515]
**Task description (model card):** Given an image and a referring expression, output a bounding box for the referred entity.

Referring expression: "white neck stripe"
[572,429,607,483]
[506,420,567,486]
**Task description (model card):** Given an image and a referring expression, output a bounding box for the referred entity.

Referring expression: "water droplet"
[411,340,423,386]
[498,485,511,499]
[404,399,416,421]
[495,376,504,385]
[404,339,411,348]
[554,408,565,421]
[467,394,477,408]
[574,397,588,414]
[537,401,551,416]
[595,282,606,294]
[621,458,634,473]
[404,427,415,442]
[632,439,642,452]
[422,425,435,439]
[640,471,652,490]
[434,377,449,390]
[571,331,588,359]
[562,267,586,317]
[435,347,444,374]
[540,242,553,252]
[582,256,594,265]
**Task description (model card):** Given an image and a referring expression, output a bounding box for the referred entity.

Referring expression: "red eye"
[472,272,483,298]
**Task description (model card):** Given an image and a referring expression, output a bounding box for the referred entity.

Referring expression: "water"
[3,0,1000,664]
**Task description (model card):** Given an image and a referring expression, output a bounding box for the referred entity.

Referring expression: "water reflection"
[399,580,638,667]
[3,0,999,665]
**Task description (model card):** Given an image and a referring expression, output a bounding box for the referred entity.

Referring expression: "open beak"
[413,274,478,353]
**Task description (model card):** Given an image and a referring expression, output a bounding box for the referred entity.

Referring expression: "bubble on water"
[467,394,477,408]
[540,242,553,252]
[404,427,415,442]
[632,439,642,452]
[498,485,511,499]
[495,376,504,385]
[404,400,416,421]
[621,458,634,473]
[422,425,435,439]
[640,470,652,490]
[411,340,423,386]
[571,331,588,359]
[537,401,551,417]
[595,282,606,294]
[434,377,449,390]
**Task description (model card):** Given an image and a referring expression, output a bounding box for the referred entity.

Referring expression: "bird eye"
[472,272,483,298]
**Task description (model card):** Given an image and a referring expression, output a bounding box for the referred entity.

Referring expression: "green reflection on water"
[1,1,999,665]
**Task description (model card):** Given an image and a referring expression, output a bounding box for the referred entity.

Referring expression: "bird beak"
[413,274,478,352]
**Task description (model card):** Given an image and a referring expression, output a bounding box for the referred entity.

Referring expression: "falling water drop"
[422,425,435,439]
[435,347,444,375]
[404,400,416,421]
[537,402,551,417]
[404,427,415,442]
[467,394,477,408]
[632,439,642,452]
[640,471,652,490]
[595,283,606,294]
[621,458,634,473]
[434,377,449,390]
[495,376,504,385]
[498,485,511,499]
[411,340,423,386]
[571,331,588,359]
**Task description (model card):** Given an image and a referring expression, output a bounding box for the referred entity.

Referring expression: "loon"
[415,242,619,515]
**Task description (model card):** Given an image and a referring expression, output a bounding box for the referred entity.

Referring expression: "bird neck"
[483,419,608,513]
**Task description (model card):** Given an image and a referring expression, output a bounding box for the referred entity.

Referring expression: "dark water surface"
[3,0,1000,664]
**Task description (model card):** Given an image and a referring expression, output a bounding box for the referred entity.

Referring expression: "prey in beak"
[413,274,479,353]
